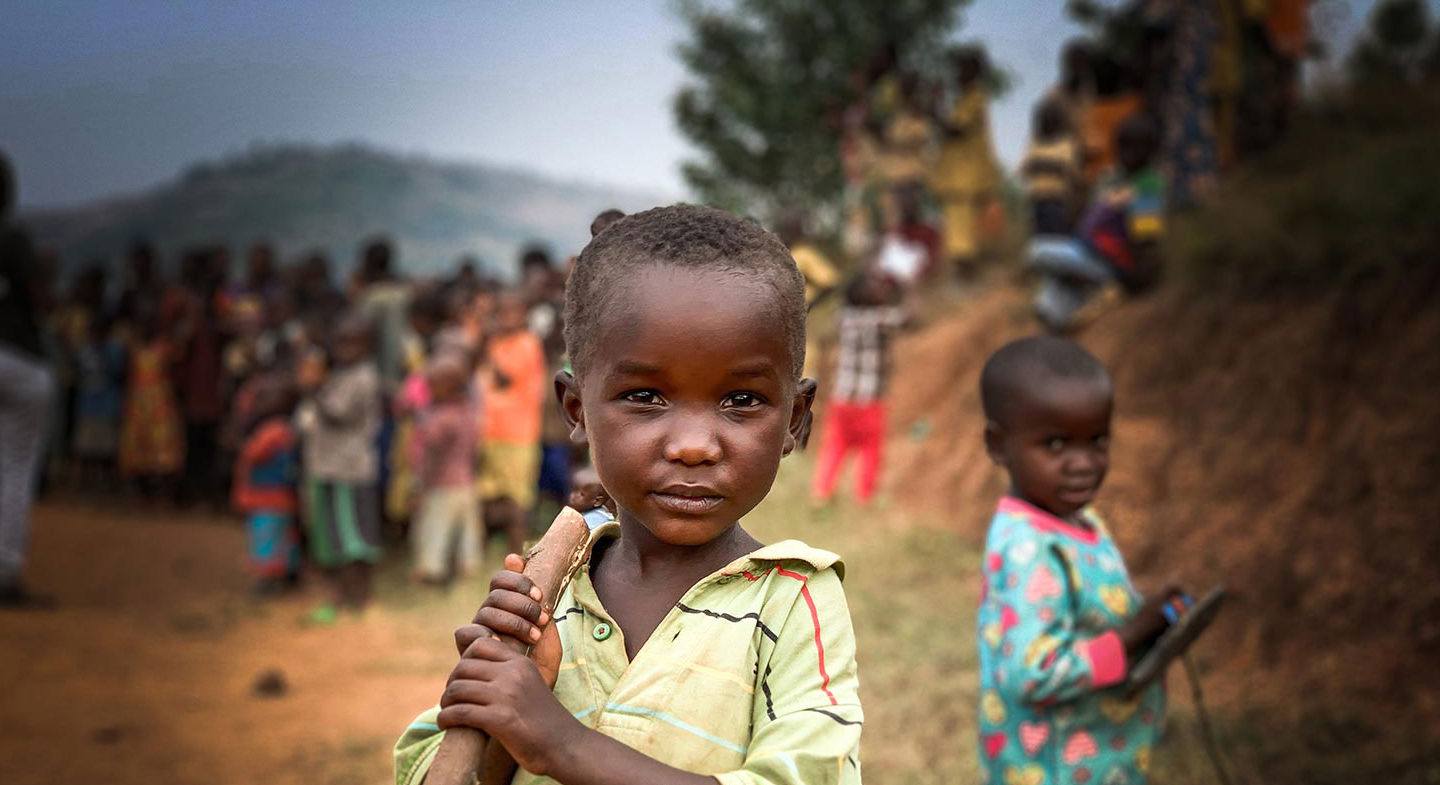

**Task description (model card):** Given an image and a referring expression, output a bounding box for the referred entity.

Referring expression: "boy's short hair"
[564,204,806,380]
[980,335,1110,426]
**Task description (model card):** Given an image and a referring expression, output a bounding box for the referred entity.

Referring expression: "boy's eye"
[1046,437,1066,453]
[622,390,663,405]
[722,391,764,409]
[1094,434,1110,450]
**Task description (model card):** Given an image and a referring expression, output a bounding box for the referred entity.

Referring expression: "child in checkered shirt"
[810,268,910,506]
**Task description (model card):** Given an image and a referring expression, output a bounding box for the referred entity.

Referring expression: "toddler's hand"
[1118,584,1182,659]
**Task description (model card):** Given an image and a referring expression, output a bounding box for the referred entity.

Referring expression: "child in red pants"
[812,269,909,504]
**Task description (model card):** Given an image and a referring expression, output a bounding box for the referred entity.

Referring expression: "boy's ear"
[783,378,819,456]
[555,370,587,446]
[983,419,1006,466]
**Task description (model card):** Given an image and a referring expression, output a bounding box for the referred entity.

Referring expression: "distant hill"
[20,143,673,278]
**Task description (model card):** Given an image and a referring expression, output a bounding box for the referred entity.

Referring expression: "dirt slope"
[882,269,1440,757]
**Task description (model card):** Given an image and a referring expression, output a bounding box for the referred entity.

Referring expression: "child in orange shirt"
[477,292,545,555]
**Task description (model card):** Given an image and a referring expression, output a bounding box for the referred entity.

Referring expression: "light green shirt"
[395,520,863,785]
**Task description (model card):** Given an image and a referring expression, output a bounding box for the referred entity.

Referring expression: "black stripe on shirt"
[674,603,779,642]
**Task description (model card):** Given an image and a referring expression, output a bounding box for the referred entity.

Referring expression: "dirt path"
[0,502,453,785]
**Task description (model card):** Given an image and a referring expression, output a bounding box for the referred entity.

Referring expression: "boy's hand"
[451,554,562,685]
[437,637,581,775]
[1118,584,1182,659]
[441,554,571,774]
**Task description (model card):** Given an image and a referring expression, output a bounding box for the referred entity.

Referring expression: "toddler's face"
[990,377,1112,520]
[565,266,811,547]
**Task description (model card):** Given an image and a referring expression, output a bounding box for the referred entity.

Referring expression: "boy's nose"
[663,421,722,466]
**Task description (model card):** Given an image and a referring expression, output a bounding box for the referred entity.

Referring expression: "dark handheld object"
[426,507,593,785]
[1123,586,1226,698]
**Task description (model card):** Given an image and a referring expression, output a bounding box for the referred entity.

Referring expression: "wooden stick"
[425,507,593,785]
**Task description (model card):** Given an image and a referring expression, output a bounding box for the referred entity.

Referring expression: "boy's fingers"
[485,570,538,602]
[463,636,518,661]
[474,606,544,645]
[437,702,503,732]
[453,623,492,655]
[484,587,547,624]
[503,553,527,573]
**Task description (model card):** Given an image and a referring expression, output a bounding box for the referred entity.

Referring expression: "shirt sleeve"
[393,706,445,785]
[713,566,863,785]
[987,530,1127,706]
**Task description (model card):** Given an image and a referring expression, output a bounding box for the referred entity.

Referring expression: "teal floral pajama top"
[976,497,1165,785]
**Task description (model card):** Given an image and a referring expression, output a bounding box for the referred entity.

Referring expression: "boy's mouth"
[650,484,725,515]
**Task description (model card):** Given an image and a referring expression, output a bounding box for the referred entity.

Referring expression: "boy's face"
[494,296,528,333]
[560,266,814,547]
[986,376,1112,520]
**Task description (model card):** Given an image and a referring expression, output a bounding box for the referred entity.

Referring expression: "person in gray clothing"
[296,311,383,623]
[0,151,56,609]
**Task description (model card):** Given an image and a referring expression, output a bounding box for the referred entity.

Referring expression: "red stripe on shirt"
[774,566,838,705]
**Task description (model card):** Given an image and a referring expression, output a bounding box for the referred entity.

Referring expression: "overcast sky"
[2,1,1382,209]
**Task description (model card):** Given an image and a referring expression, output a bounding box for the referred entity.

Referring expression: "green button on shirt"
[395,519,863,785]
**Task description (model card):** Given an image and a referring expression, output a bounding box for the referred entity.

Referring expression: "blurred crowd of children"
[30,218,621,621]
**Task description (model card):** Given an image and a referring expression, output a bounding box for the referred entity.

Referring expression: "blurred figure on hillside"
[294,251,345,339]
[882,184,943,287]
[879,73,935,234]
[519,246,571,514]
[117,302,184,503]
[408,352,482,585]
[114,240,163,342]
[69,314,126,491]
[232,241,283,315]
[1021,98,1085,236]
[353,237,412,393]
[477,291,544,557]
[0,150,57,608]
[173,248,230,507]
[931,45,1002,279]
[811,268,910,507]
[1145,0,1220,208]
[383,286,450,527]
[295,312,383,622]
[231,373,301,597]
[777,212,840,380]
[1030,113,1166,332]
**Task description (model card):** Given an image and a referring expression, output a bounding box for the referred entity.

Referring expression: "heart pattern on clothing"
[1004,763,1046,785]
[1026,566,1062,602]
[982,690,1007,726]
[1100,696,1140,725]
[1009,539,1038,565]
[984,731,1008,759]
[1018,721,1050,756]
[1062,731,1099,764]
[1099,585,1131,617]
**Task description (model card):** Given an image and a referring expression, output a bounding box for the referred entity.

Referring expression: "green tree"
[672,0,970,221]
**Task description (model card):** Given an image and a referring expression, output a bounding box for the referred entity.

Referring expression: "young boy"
[811,269,908,506]
[395,204,863,785]
[409,352,482,584]
[231,374,301,596]
[976,335,1180,785]
[296,313,384,621]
